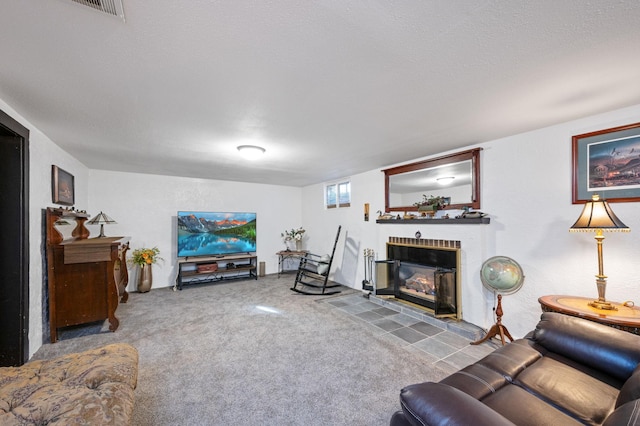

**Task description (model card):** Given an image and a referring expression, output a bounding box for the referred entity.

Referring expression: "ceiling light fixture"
[237,145,266,160]
[436,176,455,185]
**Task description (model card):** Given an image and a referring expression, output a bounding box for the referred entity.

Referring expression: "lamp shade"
[569,194,629,310]
[87,211,117,238]
[87,211,117,225]
[569,194,629,232]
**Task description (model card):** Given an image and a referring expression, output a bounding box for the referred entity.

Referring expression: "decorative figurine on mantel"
[376,210,395,220]
[457,210,487,219]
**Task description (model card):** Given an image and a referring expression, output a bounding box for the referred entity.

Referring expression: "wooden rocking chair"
[291,226,342,295]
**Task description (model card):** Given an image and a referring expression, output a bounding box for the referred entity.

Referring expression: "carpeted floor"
[32,275,452,425]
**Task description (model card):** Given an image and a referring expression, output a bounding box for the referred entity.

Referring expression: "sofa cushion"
[439,339,542,401]
[533,312,640,381]
[440,363,510,400]
[472,339,543,378]
[482,384,583,426]
[514,356,618,424]
[0,343,138,425]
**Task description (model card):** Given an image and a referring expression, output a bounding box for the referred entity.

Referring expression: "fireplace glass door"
[375,259,457,318]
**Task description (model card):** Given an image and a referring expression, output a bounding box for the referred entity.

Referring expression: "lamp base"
[588,300,618,311]
[590,276,617,310]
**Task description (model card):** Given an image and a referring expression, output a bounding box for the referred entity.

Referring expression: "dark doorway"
[0,109,29,366]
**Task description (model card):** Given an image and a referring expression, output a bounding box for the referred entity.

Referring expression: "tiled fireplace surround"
[368,236,485,341]
[387,236,461,249]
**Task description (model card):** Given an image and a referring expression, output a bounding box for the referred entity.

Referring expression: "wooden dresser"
[46,207,130,343]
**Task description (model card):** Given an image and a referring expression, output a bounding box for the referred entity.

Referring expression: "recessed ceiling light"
[237,145,266,160]
[436,176,455,185]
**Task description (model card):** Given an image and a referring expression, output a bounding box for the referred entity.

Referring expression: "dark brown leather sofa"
[390,312,640,426]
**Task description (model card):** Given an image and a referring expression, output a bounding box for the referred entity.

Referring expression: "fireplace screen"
[375,259,458,318]
[374,260,394,294]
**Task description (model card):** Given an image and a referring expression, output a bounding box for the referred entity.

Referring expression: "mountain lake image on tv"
[177,211,256,258]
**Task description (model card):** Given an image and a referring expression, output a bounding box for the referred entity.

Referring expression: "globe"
[480,256,525,295]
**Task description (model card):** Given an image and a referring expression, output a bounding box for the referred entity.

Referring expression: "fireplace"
[375,237,461,319]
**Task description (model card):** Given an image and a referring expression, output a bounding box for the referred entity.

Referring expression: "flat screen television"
[177,211,256,258]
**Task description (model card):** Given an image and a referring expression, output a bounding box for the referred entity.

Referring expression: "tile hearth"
[321,292,499,376]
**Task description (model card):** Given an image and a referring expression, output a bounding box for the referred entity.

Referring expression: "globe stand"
[471,294,514,346]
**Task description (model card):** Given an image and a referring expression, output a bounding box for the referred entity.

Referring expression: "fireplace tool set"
[362,248,375,292]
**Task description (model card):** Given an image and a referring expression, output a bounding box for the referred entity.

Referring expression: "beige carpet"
[32,275,449,425]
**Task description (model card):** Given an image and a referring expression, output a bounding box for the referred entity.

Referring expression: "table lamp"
[87,211,117,238]
[570,194,629,310]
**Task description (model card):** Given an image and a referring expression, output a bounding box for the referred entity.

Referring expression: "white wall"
[6,92,640,357]
[301,168,384,290]
[480,104,640,337]
[88,170,302,291]
[0,99,90,358]
[302,103,640,339]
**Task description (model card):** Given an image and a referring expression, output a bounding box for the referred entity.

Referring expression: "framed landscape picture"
[572,122,640,204]
[51,165,74,206]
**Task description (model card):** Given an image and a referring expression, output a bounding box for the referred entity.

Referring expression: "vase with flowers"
[130,247,162,293]
[281,227,306,251]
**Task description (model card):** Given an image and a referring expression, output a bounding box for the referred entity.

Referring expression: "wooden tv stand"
[175,254,258,290]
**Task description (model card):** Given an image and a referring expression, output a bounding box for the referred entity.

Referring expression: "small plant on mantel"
[414,195,448,211]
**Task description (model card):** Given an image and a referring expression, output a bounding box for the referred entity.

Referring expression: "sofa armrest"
[603,400,640,426]
[390,410,413,426]
[398,382,515,426]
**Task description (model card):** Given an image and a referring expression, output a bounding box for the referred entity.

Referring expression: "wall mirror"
[383,148,481,212]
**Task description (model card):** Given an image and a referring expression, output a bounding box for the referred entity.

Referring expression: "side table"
[276,250,308,278]
[538,295,640,335]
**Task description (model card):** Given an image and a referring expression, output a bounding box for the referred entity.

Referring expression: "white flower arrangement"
[281,227,305,242]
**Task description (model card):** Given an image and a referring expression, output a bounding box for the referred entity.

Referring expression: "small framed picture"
[572,122,640,204]
[51,165,74,206]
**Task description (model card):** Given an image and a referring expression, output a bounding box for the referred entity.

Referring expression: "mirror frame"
[383,148,482,213]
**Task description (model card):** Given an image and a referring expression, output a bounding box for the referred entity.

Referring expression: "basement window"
[326,181,351,209]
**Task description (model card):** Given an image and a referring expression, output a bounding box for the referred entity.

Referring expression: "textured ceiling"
[1,1,640,186]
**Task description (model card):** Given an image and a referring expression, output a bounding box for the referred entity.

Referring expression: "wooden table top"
[276,250,308,256]
[538,295,640,329]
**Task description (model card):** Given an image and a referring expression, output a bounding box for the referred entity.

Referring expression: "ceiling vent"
[67,0,125,21]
